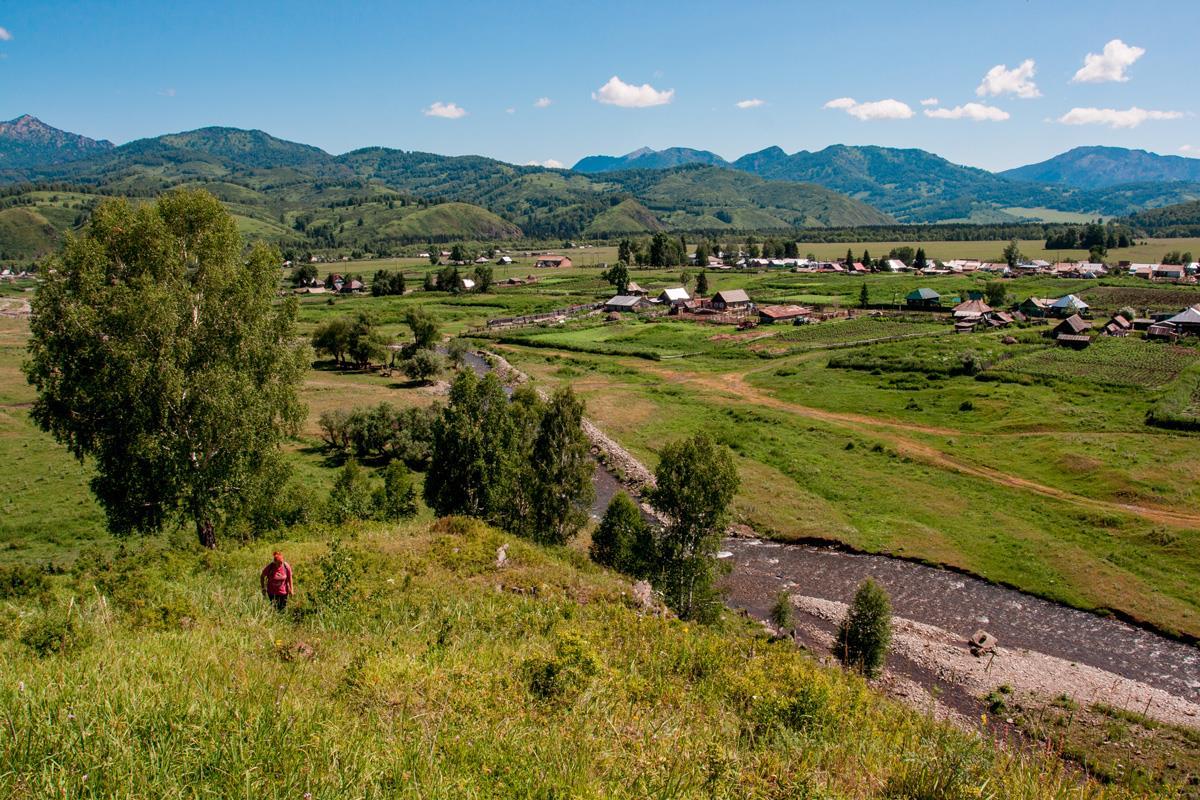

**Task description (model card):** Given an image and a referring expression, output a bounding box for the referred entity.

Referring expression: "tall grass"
[0,517,1155,798]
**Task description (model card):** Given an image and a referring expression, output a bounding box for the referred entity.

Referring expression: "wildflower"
[303,793,312,800]
[17,681,25,693]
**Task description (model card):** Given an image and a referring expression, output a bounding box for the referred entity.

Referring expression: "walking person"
[260,550,293,611]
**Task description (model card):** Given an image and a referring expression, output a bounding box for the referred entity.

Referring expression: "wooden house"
[904,288,941,309]
[710,289,751,311]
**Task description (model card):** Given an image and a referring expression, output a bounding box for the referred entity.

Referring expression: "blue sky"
[2,0,1197,171]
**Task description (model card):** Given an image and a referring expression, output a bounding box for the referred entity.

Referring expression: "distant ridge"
[0,115,114,170]
[998,146,1200,190]
[572,146,728,174]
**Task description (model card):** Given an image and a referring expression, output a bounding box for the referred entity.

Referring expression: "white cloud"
[920,97,939,106]
[592,75,674,108]
[157,88,177,97]
[822,96,914,121]
[976,59,1040,98]
[0,27,11,42]
[505,107,515,114]
[1072,39,1145,83]
[423,101,467,119]
[1057,106,1183,129]
[735,98,765,109]
[924,102,1009,121]
[525,159,564,168]
[1181,145,1197,153]
[534,97,552,108]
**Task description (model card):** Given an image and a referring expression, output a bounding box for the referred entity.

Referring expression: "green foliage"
[836,579,892,678]
[1003,238,1022,268]
[405,306,440,351]
[646,433,740,622]
[472,264,493,292]
[370,269,405,296]
[326,460,377,525]
[402,349,444,384]
[524,632,601,702]
[290,262,318,286]
[375,461,418,520]
[424,369,515,519]
[527,387,595,545]
[318,403,436,467]
[695,271,709,296]
[771,591,794,629]
[601,261,630,294]
[20,610,91,657]
[312,316,352,365]
[859,283,870,308]
[985,281,1007,307]
[313,539,362,614]
[346,312,389,369]
[23,189,307,547]
[0,564,50,601]
[589,493,648,575]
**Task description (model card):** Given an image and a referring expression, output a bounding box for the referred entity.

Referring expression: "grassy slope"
[0,207,62,260]
[0,517,1139,799]
[582,198,665,236]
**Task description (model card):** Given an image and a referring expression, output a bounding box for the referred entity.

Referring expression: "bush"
[0,563,51,601]
[20,611,91,657]
[374,461,418,520]
[835,579,892,678]
[770,591,794,629]
[314,540,362,614]
[589,493,649,575]
[525,632,601,701]
[403,349,444,384]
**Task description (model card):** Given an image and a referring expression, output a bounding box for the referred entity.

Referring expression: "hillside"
[572,146,729,174]
[606,164,895,228]
[0,115,114,173]
[0,206,63,260]
[1002,146,1200,190]
[0,515,1122,798]
[1127,199,1200,236]
[582,197,666,235]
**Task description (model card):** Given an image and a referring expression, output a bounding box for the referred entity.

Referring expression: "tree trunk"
[196,518,217,549]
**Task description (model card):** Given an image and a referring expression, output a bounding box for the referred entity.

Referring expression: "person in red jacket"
[260,551,293,611]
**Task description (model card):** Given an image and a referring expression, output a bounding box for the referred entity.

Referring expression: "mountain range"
[2,115,1200,261]
[573,144,1200,223]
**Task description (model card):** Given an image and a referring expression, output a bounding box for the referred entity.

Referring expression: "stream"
[461,349,1200,705]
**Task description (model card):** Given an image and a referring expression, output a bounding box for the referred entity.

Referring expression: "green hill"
[0,515,1109,798]
[583,198,666,235]
[1001,146,1200,190]
[1126,199,1200,237]
[0,206,63,260]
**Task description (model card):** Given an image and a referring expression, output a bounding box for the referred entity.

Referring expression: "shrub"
[770,591,794,629]
[0,563,51,601]
[20,611,91,657]
[836,579,892,678]
[314,539,362,614]
[525,632,601,701]
[589,493,648,575]
[959,400,975,411]
[403,349,444,384]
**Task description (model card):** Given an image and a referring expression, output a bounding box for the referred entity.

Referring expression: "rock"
[969,629,997,656]
[631,580,654,611]
[1002,336,1018,345]
[495,544,508,569]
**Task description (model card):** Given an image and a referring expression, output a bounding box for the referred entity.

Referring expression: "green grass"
[0,517,1153,799]
[994,338,1200,388]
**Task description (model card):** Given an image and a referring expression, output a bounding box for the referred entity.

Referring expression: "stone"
[969,629,997,656]
[495,544,508,569]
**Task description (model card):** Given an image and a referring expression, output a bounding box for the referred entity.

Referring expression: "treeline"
[1043,222,1133,251]
[1126,200,1200,238]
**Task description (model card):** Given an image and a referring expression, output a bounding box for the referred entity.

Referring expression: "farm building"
[625,281,648,296]
[657,287,691,306]
[905,288,941,309]
[1146,322,1181,341]
[1018,297,1054,317]
[952,299,992,318]
[1100,315,1132,337]
[1050,314,1091,340]
[1163,304,1200,335]
[534,255,572,268]
[1050,295,1089,318]
[497,256,513,265]
[604,295,648,313]
[710,289,751,311]
[458,277,477,291]
[758,304,810,324]
[339,279,365,294]
[1153,265,1186,281]
[882,259,911,272]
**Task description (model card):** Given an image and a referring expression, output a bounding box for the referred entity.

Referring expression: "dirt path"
[649,365,1200,529]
